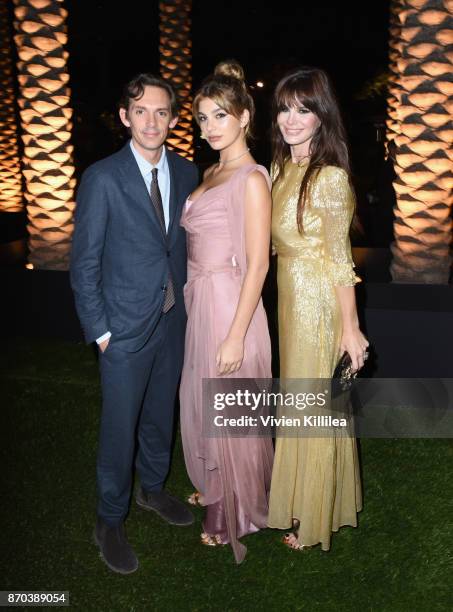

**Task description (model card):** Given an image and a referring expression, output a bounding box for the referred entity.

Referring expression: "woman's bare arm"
[216,171,271,374]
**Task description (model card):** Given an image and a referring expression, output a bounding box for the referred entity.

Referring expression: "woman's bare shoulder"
[244,165,271,191]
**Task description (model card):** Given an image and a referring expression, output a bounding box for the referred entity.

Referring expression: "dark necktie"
[150,168,175,313]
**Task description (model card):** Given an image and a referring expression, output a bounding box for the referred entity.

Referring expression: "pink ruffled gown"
[180,164,274,563]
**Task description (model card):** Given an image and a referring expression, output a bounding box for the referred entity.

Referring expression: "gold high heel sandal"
[187,491,203,506]
[282,532,312,551]
[200,532,224,547]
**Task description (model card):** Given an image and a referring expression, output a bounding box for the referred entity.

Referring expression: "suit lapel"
[118,143,166,240]
[166,149,181,241]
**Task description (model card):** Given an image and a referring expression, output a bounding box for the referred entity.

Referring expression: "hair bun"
[214,60,245,83]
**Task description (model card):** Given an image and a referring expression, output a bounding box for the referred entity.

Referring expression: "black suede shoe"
[93,518,138,574]
[136,488,194,526]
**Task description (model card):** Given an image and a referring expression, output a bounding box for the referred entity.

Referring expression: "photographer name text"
[213,415,348,428]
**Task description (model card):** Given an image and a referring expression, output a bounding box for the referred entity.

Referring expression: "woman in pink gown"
[179,60,274,563]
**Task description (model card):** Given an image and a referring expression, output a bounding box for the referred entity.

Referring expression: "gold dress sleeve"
[317,167,360,286]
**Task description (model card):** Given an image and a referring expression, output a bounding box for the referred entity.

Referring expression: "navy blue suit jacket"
[70,142,199,352]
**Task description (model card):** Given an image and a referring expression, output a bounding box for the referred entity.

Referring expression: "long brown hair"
[271,67,352,232]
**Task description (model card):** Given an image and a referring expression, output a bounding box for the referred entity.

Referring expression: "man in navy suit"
[70,74,198,574]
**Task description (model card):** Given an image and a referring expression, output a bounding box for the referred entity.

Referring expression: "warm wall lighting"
[387,0,453,284]
[159,0,194,160]
[0,2,23,212]
[386,0,404,146]
[13,0,75,271]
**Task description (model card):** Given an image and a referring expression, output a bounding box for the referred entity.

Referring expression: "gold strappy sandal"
[187,491,203,506]
[200,532,224,547]
[282,532,312,551]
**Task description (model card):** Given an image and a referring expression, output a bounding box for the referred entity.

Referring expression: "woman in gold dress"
[267,67,369,550]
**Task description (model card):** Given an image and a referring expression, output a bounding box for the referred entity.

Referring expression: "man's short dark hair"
[119,73,178,117]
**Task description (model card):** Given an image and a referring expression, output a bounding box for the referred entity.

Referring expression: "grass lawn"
[1,339,452,611]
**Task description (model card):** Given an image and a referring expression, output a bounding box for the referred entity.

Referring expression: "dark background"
[67,0,390,131]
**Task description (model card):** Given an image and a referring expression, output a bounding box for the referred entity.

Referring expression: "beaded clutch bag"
[332,351,357,397]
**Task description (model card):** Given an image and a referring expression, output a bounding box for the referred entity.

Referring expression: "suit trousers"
[97,306,185,525]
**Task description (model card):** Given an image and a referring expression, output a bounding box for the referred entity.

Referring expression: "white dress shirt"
[96,141,171,346]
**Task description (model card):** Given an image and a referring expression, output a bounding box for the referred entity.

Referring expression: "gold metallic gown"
[267,160,362,550]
